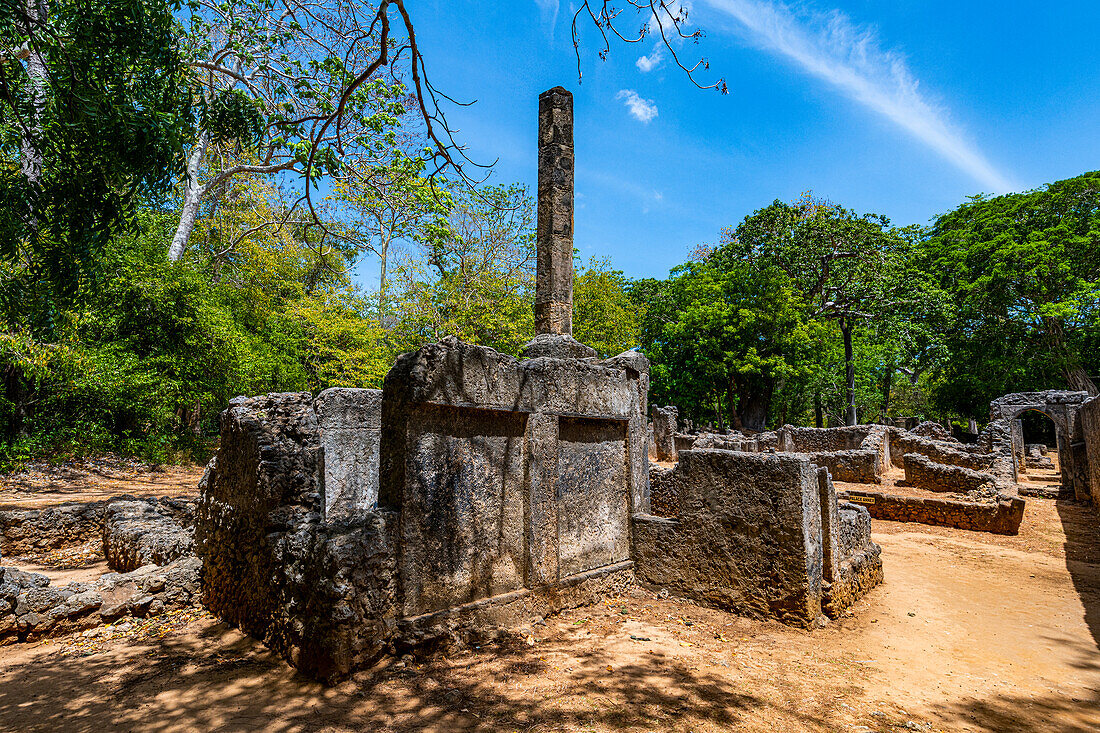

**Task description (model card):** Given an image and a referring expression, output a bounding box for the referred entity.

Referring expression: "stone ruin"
[667,389,1100,536]
[650,404,678,462]
[191,87,883,683]
[0,496,200,642]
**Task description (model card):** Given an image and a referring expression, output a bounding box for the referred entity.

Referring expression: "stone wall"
[195,392,400,683]
[0,557,200,643]
[888,429,995,471]
[631,450,882,627]
[1,503,106,556]
[823,501,885,618]
[103,500,194,572]
[902,453,998,494]
[648,465,678,518]
[0,496,194,559]
[799,449,882,484]
[1081,396,1100,505]
[198,337,650,683]
[779,425,875,452]
[651,405,678,462]
[315,388,382,521]
[839,489,1025,535]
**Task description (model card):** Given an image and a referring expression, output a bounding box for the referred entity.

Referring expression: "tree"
[388,183,536,355]
[330,154,450,312]
[168,0,727,263]
[0,0,190,321]
[722,196,911,425]
[922,172,1100,398]
[168,0,413,262]
[637,254,818,431]
[573,257,643,358]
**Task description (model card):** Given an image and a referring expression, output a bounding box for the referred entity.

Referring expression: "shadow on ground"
[0,620,846,733]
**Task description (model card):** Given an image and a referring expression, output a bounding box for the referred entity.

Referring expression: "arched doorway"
[988,390,1089,501]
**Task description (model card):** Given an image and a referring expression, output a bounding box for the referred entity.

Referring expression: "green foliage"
[635,249,820,430]
[202,89,264,153]
[920,172,1100,413]
[0,209,393,467]
[0,0,191,316]
[388,183,536,355]
[573,257,643,358]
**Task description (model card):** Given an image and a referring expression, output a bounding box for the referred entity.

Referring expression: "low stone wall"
[632,450,882,627]
[103,500,194,572]
[902,453,997,494]
[1,496,195,559]
[800,449,882,484]
[888,429,995,471]
[838,489,1025,535]
[779,425,876,452]
[0,557,200,643]
[1025,455,1054,470]
[673,433,696,454]
[0,503,106,556]
[1080,396,1100,505]
[651,405,678,462]
[910,421,957,441]
[648,465,679,518]
[632,451,826,628]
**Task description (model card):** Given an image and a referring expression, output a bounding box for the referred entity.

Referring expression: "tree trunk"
[20,0,47,191]
[814,391,824,428]
[168,128,209,262]
[881,365,893,424]
[726,376,739,431]
[1042,316,1098,395]
[713,393,725,433]
[841,318,857,426]
[378,232,391,317]
[736,377,773,433]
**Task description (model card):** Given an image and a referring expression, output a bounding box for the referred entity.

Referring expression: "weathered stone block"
[632,450,826,627]
[315,387,382,520]
[651,405,678,462]
[103,500,193,572]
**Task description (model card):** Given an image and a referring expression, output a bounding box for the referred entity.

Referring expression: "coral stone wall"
[839,489,1025,535]
[1081,396,1100,505]
[1,503,106,556]
[195,392,400,683]
[902,453,997,494]
[888,429,995,471]
[800,449,882,484]
[781,425,874,452]
[632,450,825,627]
[633,451,883,626]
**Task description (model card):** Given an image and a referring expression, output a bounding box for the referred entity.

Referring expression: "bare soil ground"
[1,465,1098,732]
[0,455,203,510]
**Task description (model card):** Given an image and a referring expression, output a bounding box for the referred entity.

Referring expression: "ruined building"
[194,88,883,683]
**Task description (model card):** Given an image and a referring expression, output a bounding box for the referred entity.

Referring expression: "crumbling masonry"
[194,87,883,683]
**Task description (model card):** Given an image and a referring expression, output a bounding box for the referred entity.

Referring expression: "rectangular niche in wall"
[557,416,630,577]
[399,404,528,616]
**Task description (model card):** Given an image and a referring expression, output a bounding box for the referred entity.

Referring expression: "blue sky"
[359,0,1100,286]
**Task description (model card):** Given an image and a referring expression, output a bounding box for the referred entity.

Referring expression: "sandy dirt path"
[0,486,1097,731]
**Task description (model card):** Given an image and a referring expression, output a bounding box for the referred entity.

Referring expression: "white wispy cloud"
[534,0,559,35]
[637,47,664,72]
[704,0,1014,193]
[617,89,659,123]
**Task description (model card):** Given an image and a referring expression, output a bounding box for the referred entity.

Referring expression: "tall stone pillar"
[535,86,574,336]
